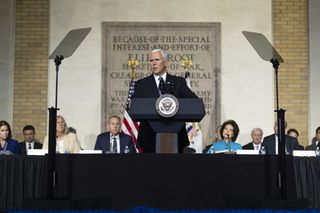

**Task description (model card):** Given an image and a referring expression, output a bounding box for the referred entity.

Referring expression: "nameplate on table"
[210,149,236,154]
[293,150,316,157]
[236,150,260,155]
[79,150,103,154]
[27,149,48,156]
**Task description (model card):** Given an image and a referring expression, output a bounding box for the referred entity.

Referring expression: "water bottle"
[316,147,320,157]
[260,146,266,155]
[284,145,289,155]
[124,146,130,154]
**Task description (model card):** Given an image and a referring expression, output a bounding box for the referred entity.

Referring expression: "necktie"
[28,143,32,149]
[112,137,117,153]
[255,145,259,150]
[158,77,165,95]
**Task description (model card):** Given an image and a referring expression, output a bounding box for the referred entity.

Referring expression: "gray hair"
[108,115,121,123]
[151,49,168,61]
[251,127,263,136]
[57,115,70,135]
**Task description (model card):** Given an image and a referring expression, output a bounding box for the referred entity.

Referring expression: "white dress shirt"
[153,72,167,88]
[254,143,261,151]
[110,134,120,153]
[25,141,35,150]
[275,135,278,155]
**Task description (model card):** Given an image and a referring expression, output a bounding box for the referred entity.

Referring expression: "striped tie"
[158,77,165,95]
[112,137,117,153]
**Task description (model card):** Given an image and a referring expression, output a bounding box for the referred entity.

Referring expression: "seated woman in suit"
[0,120,20,155]
[207,120,242,154]
[42,115,81,153]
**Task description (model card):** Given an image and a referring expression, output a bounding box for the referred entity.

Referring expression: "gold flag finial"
[181,56,193,71]
[128,58,139,79]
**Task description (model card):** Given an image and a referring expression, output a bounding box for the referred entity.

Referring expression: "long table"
[0,154,317,210]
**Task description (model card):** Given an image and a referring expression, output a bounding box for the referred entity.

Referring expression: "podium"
[129,98,205,153]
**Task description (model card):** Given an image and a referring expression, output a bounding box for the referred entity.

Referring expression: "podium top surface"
[129,98,205,122]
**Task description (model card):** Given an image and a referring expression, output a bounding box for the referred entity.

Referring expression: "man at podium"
[132,49,198,153]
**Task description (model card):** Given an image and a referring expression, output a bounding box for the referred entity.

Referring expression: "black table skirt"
[0,155,318,210]
[0,155,45,210]
[294,157,320,208]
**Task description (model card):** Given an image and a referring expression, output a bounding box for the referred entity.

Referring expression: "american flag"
[185,71,203,153]
[121,79,140,152]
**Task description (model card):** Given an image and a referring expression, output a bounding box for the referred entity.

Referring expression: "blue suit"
[0,139,20,155]
[94,132,136,153]
[207,140,242,154]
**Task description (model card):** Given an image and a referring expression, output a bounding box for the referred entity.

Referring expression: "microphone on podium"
[226,134,232,152]
[165,82,175,94]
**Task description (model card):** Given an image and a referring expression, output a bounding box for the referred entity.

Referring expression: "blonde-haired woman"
[43,115,80,153]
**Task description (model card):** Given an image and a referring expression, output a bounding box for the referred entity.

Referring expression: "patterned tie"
[158,76,165,95]
[112,137,117,153]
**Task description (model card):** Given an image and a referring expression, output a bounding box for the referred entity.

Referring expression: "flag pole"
[181,57,203,153]
[122,57,141,153]
[128,58,139,80]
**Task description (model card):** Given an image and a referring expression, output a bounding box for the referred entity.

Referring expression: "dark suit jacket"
[306,138,318,150]
[242,142,254,150]
[94,132,136,153]
[306,144,317,150]
[132,73,198,153]
[262,134,299,155]
[203,144,213,153]
[19,141,43,155]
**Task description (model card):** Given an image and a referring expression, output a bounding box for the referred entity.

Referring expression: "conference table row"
[0,154,319,210]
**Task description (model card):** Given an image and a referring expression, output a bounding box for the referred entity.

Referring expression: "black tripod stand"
[243,31,287,199]
[47,28,91,198]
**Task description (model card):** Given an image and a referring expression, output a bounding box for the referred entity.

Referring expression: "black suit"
[19,141,43,155]
[306,144,317,150]
[242,142,255,150]
[94,132,136,153]
[262,134,299,155]
[306,138,318,150]
[132,73,198,153]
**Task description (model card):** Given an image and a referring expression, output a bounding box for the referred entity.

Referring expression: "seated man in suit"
[243,127,263,150]
[94,115,136,153]
[306,126,320,150]
[262,121,299,155]
[287,128,304,150]
[19,125,42,155]
[132,49,198,153]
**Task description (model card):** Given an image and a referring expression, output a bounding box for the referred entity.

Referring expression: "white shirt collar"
[26,141,35,149]
[110,134,120,153]
[154,72,167,88]
[111,134,119,139]
[253,143,261,150]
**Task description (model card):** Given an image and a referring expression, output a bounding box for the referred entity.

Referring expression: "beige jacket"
[42,132,81,153]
